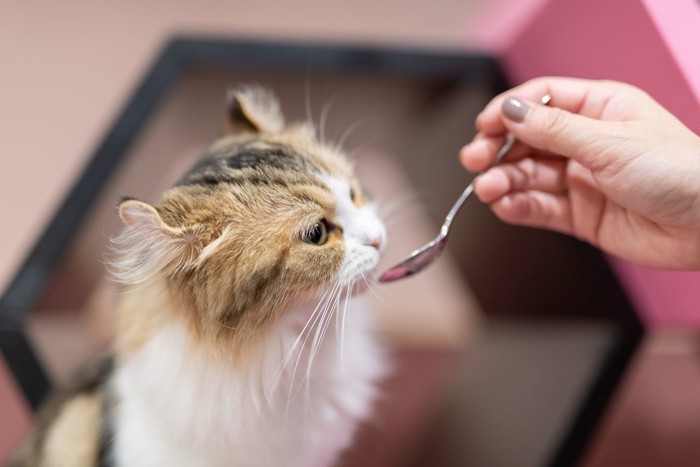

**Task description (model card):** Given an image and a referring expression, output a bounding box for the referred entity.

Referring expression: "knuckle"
[598,79,625,91]
[530,76,550,87]
[600,79,647,100]
[540,108,569,141]
[517,158,536,188]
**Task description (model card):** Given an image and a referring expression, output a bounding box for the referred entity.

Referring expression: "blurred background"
[2,0,700,466]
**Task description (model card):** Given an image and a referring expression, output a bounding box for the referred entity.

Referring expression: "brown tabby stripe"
[251,247,289,303]
[176,143,319,188]
[222,247,290,326]
[97,386,114,467]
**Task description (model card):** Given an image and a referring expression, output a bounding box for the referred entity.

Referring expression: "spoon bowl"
[379,95,551,283]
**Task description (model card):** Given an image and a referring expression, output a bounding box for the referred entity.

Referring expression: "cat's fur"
[12,86,387,467]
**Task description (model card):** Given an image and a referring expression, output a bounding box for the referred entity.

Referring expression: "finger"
[459,134,505,172]
[501,98,620,169]
[460,131,548,171]
[476,77,625,136]
[474,158,568,203]
[491,191,573,235]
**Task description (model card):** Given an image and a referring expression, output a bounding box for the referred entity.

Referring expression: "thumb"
[501,96,612,168]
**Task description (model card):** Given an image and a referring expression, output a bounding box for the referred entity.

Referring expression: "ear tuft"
[110,199,202,284]
[227,85,285,135]
[118,199,162,228]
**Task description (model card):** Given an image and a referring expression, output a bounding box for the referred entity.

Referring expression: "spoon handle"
[440,133,516,235]
[441,95,551,236]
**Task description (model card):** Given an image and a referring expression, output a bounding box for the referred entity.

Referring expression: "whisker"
[381,211,426,231]
[346,137,383,160]
[303,269,349,400]
[285,279,341,415]
[285,304,326,417]
[362,270,389,307]
[335,116,380,150]
[319,93,341,146]
[306,276,342,383]
[297,280,342,418]
[378,191,432,219]
[276,285,334,408]
[269,286,332,397]
[340,280,353,371]
[305,73,313,129]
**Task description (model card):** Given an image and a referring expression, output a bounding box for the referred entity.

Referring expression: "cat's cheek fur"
[112,297,386,467]
[324,176,387,281]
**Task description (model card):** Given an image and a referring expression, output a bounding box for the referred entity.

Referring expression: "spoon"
[378,94,552,283]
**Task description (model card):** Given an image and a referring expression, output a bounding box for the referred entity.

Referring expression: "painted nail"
[502,97,529,123]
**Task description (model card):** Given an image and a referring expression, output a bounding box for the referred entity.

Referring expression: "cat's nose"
[367,237,383,250]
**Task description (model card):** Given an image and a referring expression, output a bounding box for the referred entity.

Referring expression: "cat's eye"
[350,188,357,202]
[303,220,329,246]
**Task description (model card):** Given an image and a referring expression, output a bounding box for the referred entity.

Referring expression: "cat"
[12,86,388,467]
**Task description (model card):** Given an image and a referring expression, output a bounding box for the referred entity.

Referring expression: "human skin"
[459,77,700,270]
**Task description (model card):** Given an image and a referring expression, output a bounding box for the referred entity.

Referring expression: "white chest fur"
[112,297,385,467]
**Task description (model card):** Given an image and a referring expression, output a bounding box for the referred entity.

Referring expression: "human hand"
[459,77,700,270]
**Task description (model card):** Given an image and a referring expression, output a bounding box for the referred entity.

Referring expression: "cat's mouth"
[341,254,381,281]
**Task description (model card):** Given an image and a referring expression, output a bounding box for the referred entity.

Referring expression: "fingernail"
[502,97,529,123]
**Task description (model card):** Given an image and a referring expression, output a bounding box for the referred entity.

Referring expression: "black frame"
[0,37,643,467]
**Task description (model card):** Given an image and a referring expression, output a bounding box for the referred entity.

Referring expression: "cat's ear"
[226,86,285,135]
[111,198,201,284]
[118,198,167,229]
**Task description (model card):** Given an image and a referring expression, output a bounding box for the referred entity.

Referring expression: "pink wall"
[476,0,700,328]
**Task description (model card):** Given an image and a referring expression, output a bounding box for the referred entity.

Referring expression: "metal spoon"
[378,94,552,283]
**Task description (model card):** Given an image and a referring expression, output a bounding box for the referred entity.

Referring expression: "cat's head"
[111,86,386,344]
